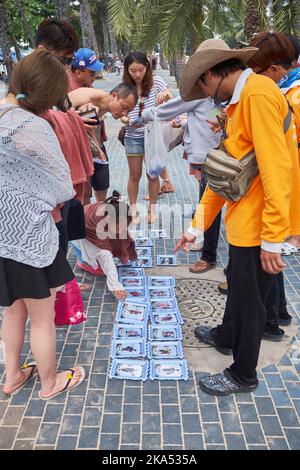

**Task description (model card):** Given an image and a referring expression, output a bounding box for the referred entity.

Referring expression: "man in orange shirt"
[176,39,300,396]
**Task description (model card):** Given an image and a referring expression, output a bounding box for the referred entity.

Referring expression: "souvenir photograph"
[148,276,176,288]
[131,257,153,268]
[150,312,178,325]
[148,287,175,299]
[124,286,147,301]
[149,229,168,239]
[119,277,145,288]
[118,267,145,278]
[148,341,183,359]
[114,324,145,340]
[149,325,182,341]
[109,359,148,381]
[135,237,153,247]
[156,255,178,266]
[136,247,152,258]
[117,300,148,323]
[112,339,146,358]
[150,359,189,381]
[150,299,178,312]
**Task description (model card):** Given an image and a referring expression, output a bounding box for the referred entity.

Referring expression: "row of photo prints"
[109,241,188,381]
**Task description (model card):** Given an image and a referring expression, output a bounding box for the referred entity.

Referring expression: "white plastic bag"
[144,108,169,179]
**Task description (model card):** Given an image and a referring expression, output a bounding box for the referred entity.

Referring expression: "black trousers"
[222,264,287,332]
[212,245,273,385]
[199,172,221,263]
[265,272,288,328]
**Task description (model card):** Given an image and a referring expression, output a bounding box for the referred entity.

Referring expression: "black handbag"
[118,126,126,146]
[65,198,86,241]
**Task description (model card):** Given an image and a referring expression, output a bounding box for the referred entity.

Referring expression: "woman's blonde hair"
[8,49,68,115]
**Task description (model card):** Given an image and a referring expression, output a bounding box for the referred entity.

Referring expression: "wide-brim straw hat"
[179,39,258,101]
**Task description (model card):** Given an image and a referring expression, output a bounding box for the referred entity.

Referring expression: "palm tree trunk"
[169,59,175,77]
[0,0,12,79]
[244,0,268,42]
[159,50,168,70]
[15,0,35,48]
[108,21,118,55]
[174,55,186,87]
[10,34,22,61]
[80,0,100,57]
[102,21,110,56]
[54,0,70,21]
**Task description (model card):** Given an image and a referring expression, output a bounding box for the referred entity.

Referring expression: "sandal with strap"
[78,282,91,292]
[159,180,174,195]
[147,211,157,225]
[5,361,38,397]
[38,366,85,401]
[189,259,216,274]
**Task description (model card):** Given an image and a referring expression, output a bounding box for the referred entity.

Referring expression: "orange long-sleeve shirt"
[192,72,300,247]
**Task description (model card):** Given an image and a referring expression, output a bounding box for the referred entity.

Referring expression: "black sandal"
[38,366,85,401]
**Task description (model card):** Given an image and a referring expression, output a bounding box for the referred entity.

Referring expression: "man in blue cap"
[68,47,104,90]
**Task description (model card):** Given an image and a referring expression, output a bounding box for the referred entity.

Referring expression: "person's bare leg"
[2,299,30,394]
[94,189,107,203]
[127,155,143,223]
[160,167,174,193]
[24,289,83,398]
[147,174,160,223]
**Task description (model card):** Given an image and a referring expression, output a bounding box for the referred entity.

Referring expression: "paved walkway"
[0,71,300,450]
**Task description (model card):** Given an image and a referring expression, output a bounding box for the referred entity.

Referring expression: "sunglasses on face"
[138,101,145,117]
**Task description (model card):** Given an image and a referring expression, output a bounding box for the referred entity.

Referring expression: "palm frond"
[107,0,136,41]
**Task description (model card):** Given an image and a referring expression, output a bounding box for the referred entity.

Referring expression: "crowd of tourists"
[0,17,299,399]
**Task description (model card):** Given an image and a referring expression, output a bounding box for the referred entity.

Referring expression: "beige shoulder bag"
[203,109,292,202]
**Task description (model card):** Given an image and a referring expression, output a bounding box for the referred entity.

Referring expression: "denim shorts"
[124,137,145,156]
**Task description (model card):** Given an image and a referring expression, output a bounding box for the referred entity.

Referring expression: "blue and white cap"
[71,48,104,72]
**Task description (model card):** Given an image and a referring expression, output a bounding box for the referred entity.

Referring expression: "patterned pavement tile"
[1,70,300,450]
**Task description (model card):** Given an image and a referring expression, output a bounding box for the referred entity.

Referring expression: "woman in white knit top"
[0,50,85,400]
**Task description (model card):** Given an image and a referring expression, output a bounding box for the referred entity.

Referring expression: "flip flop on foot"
[131,214,140,225]
[147,212,157,224]
[38,366,85,401]
[77,282,91,292]
[189,259,216,274]
[159,180,174,195]
[4,361,38,396]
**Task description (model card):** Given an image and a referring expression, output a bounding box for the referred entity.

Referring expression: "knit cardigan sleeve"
[10,108,75,206]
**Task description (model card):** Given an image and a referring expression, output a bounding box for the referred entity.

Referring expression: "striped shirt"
[125,75,167,139]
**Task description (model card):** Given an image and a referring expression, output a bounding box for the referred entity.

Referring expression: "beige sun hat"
[179,38,258,101]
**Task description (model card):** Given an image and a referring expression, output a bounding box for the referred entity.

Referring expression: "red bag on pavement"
[54,279,86,326]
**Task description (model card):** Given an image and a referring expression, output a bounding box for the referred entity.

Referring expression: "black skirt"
[0,249,74,307]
